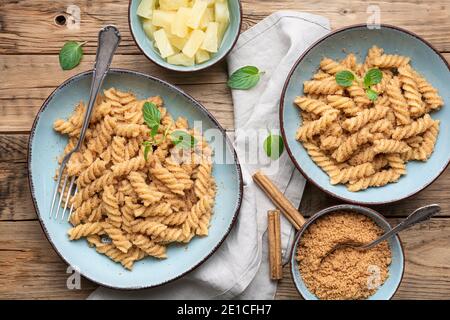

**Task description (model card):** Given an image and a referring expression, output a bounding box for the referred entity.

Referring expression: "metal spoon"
[322,204,441,260]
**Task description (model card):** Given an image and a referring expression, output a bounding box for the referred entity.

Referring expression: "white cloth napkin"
[88,11,330,300]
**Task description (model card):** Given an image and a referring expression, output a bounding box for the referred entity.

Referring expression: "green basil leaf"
[143,144,151,161]
[335,70,355,87]
[366,88,378,101]
[364,68,383,87]
[171,130,197,149]
[263,132,284,160]
[142,102,160,136]
[59,41,85,70]
[227,66,264,90]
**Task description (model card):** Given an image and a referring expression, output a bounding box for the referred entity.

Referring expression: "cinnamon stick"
[268,210,283,280]
[253,170,305,230]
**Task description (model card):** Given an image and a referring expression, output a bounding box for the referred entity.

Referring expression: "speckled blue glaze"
[280,25,450,205]
[290,204,405,300]
[28,69,243,289]
[128,0,242,72]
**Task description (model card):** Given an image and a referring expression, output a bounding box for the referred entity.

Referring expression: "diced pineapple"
[137,0,157,19]
[186,0,208,29]
[182,29,206,58]
[195,49,210,63]
[199,7,214,29]
[167,53,195,66]
[142,18,156,40]
[217,20,229,45]
[201,22,218,53]
[169,34,189,51]
[154,29,175,58]
[159,0,189,11]
[206,0,215,7]
[152,10,176,31]
[214,1,229,23]
[171,7,191,38]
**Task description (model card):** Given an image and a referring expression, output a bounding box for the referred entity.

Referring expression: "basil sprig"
[227,66,264,90]
[59,41,86,70]
[335,68,383,101]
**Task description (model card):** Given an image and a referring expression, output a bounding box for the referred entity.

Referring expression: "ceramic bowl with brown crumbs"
[290,205,405,300]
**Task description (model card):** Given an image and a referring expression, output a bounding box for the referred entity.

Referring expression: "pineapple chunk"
[206,0,215,7]
[187,0,208,29]
[142,18,156,40]
[159,0,189,11]
[152,10,176,31]
[154,29,175,58]
[214,1,229,23]
[182,29,206,58]
[217,20,229,45]
[201,22,218,53]
[199,7,214,29]
[167,53,195,66]
[169,34,189,51]
[137,0,157,19]
[195,49,210,63]
[171,7,191,38]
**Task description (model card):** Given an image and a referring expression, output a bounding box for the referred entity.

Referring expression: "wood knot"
[54,14,67,26]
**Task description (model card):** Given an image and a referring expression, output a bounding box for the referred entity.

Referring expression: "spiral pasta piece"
[386,77,411,125]
[296,112,337,142]
[326,95,361,116]
[303,80,342,95]
[302,142,341,179]
[413,72,444,111]
[342,105,389,132]
[77,158,107,188]
[373,139,411,154]
[320,57,347,74]
[332,129,373,163]
[294,96,337,116]
[330,163,375,185]
[70,196,101,226]
[372,54,410,68]
[347,169,401,192]
[346,84,372,107]
[149,161,185,196]
[87,115,117,153]
[413,120,439,161]
[391,114,434,140]
[102,185,122,228]
[131,234,167,259]
[129,171,164,206]
[103,223,132,253]
[68,222,104,240]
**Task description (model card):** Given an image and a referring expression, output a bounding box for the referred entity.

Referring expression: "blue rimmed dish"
[128,0,242,72]
[290,204,405,300]
[280,24,450,205]
[27,68,243,289]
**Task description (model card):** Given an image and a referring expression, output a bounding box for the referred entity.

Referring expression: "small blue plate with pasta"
[280,24,450,205]
[28,69,243,289]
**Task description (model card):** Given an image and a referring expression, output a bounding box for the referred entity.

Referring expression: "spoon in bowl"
[321,204,441,261]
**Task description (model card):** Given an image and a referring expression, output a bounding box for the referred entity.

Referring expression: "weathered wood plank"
[1,218,449,299]
[0,134,28,162]
[0,221,95,299]
[0,55,233,132]
[275,218,450,300]
[1,0,449,54]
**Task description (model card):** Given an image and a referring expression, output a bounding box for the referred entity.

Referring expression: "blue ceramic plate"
[280,24,450,205]
[290,204,405,300]
[28,69,243,289]
[128,0,242,72]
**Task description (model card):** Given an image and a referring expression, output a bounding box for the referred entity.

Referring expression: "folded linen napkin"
[88,10,330,300]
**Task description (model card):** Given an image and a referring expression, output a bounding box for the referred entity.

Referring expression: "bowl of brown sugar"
[290,204,405,300]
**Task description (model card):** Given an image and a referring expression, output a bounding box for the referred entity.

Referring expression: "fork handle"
[77,25,121,147]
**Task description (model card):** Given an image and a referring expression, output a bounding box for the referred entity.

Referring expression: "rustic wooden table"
[1,0,449,300]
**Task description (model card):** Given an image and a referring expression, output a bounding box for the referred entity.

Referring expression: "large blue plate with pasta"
[28,69,243,289]
[280,24,450,205]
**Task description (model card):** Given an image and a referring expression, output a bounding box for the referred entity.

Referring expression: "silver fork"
[50,25,121,221]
